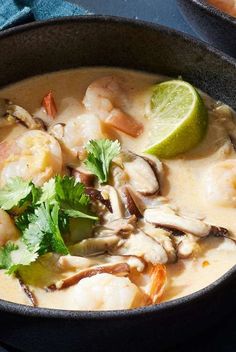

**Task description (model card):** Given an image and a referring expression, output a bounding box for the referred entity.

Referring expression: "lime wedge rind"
[144,80,208,159]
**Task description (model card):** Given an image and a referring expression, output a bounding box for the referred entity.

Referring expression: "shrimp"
[204,159,236,206]
[0,130,62,186]
[130,264,167,304]
[0,208,19,246]
[83,76,143,137]
[68,273,149,310]
[50,113,104,162]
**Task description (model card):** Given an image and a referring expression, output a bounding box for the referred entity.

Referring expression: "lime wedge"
[144,80,208,158]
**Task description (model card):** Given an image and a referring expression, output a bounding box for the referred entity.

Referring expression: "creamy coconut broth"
[0,68,235,310]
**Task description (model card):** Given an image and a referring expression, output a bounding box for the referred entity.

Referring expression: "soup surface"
[208,0,236,17]
[0,68,235,310]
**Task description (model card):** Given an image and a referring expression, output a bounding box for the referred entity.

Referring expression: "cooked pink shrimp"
[0,130,62,186]
[50,113,104,163]
[83,76,143,137]
[67,273,149,310]
[204,159,236,207]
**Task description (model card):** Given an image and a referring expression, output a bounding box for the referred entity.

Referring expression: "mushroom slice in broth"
[85,188,113,213]
[17,274,38,307]
[101,185,124,220]
[112,230,168,265]
[0,99,45,130]
[72,168,95,187]
[121,152,160,196]
[144,206,211,237]
[48,262,131,290]
[140,222,177,263]
[176,235,198,259]
[122,185,143,218]
[95,215,137,238]
[69,235,121,257]
[7,104,44,130]
[58,254,146,273]
[144,206,233,242]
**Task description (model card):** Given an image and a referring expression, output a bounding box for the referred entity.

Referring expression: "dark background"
[0,0,235,351]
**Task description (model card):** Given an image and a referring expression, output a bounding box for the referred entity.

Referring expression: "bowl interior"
[0,16,235,109]
[0,16,235,319]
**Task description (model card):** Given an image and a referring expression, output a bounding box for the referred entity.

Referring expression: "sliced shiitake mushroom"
[122,152,160,196]
[144,207,211,237]
[101,185,124,219]
[0,99,17,128]
[208,225,235,242]
[69,235,120,257]
[112,230,168,265]
[144,206,233,242]
[17,274,37,307]
[176,235,197,259]
[85,188,112,213]
[95,215,137,238]
[48,262,130,290]
[121,185,143,218]
[140,222,177,263]
[72,169,95,187]
[7,103,45,130]
[0,99,45,130]
[0,98,18,127]
[58,254,146,273]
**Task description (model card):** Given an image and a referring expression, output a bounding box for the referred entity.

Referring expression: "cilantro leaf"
[39,176,97,220]
[15,208,35,233]
[63,208,97,220]
[49,202,69,254]
[0,242,18,269]
[84,139,120,183]
[20,206,50,255]
[21,202,68,256]
[56,176,90,209]
[0,177,40,210]
[0,175,98,275]
[0,178,32,210]
[0,241,38,274]
[38,178,57,205]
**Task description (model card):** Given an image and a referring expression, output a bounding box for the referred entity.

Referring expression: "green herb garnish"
[0,241,38,274]
[0,177,40,210]
[84,139,120,183]
[0,175,97,274]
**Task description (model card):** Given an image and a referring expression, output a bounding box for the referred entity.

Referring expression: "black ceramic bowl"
[177,0,236,57]
[0,16,236,352]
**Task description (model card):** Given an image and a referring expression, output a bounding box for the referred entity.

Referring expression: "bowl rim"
[187,0,236,24]
[0,15,235,320]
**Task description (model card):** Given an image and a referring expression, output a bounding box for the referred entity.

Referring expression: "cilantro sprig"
[0,241,38,274]
[84,139,121,183]
[0,176,98,274]
[0,177,40,210]
[39,176,96,220]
